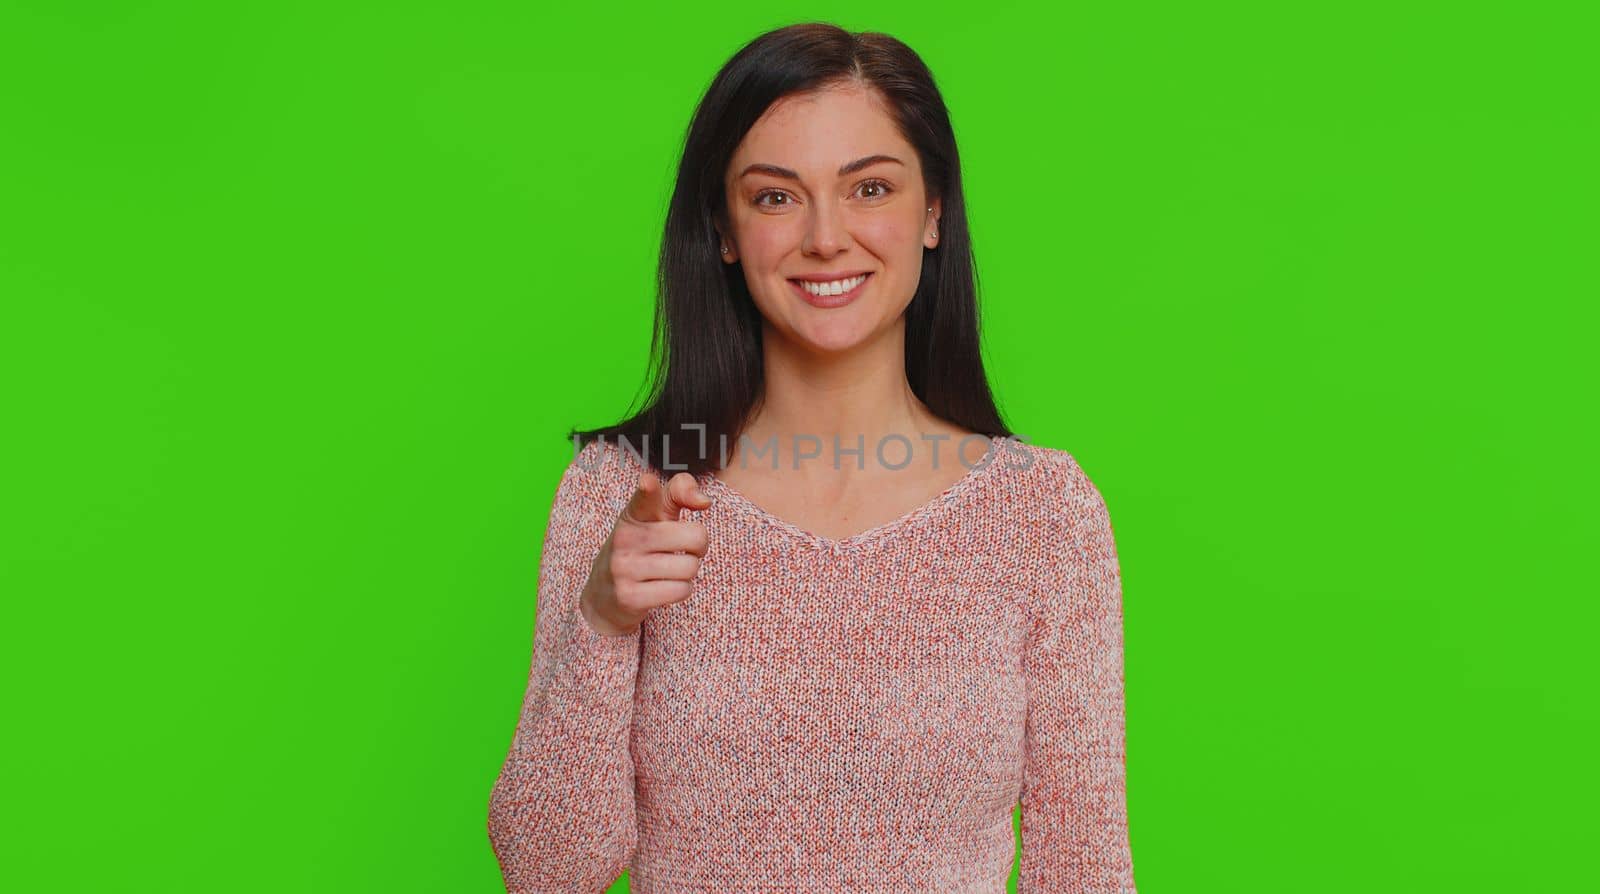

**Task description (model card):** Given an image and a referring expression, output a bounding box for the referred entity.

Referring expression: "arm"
[1018,456,1138,893]
[487,445,640,893]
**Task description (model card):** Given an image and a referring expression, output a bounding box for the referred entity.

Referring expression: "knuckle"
[613,523,645,550]
[609,551,637,579]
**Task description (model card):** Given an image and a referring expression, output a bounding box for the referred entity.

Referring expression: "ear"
[713,217,739,265]
[926,197,943,249]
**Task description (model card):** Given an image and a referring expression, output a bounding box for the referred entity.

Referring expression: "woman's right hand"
[579,469,713,637]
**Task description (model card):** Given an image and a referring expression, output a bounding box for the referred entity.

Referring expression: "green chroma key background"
[2,1,1592,891]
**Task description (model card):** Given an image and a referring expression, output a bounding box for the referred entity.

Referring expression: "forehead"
[730,83,910,173]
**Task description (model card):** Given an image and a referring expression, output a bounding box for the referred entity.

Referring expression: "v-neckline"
[700,435,1003,553]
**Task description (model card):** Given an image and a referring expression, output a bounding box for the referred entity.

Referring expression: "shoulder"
[989,436,1111,526]
[990,437,1121,622]
[554,439,650,519]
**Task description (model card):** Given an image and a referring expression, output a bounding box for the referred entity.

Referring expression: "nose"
[800,197,851,258]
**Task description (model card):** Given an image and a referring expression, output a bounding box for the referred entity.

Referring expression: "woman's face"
[718,82,941,354]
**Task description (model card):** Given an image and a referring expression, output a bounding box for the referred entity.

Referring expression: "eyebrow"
[737,154,904,182]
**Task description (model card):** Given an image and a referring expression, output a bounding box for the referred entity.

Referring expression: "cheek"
[861,217,924,264]
[737,222,791,264]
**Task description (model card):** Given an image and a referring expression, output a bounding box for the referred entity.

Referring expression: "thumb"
[669,472,714,513]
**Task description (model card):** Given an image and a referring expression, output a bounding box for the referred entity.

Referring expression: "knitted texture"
[487,435,1138,893]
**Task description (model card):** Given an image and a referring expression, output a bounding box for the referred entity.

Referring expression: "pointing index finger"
[623,469,713,525]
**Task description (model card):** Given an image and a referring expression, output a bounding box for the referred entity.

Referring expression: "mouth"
[787,272,873,308]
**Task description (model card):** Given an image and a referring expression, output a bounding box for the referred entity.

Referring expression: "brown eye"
[754,190,790,207]
[858,179,893,199]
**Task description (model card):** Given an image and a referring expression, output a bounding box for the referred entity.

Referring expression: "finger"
[617,552,702,583]
[625,470,713,524]
[621,578,695,609]
[621,470,670,524]
[650,471,712,521]
[664,472,714,514]
[639,519,710,556]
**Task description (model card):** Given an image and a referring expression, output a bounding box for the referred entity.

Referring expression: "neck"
[734,319,959,472]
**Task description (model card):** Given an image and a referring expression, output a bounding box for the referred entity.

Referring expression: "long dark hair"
[569,21,1012,478]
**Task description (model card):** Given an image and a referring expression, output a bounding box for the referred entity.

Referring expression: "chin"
[790,316,883,355]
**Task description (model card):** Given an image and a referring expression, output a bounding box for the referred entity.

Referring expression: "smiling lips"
[788,272,872,308]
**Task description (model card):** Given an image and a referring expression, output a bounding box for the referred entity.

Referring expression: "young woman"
[488,22,1138,893]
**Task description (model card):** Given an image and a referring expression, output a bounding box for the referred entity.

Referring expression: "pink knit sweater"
[487,435,1138,893]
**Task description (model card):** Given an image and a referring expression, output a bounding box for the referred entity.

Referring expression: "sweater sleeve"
[487,444,642,893]
[1017,456,1138,893]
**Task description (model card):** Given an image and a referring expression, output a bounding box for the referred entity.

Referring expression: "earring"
[720,246,728,254]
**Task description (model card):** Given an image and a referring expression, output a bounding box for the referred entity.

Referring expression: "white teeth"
[796,273,867,296]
